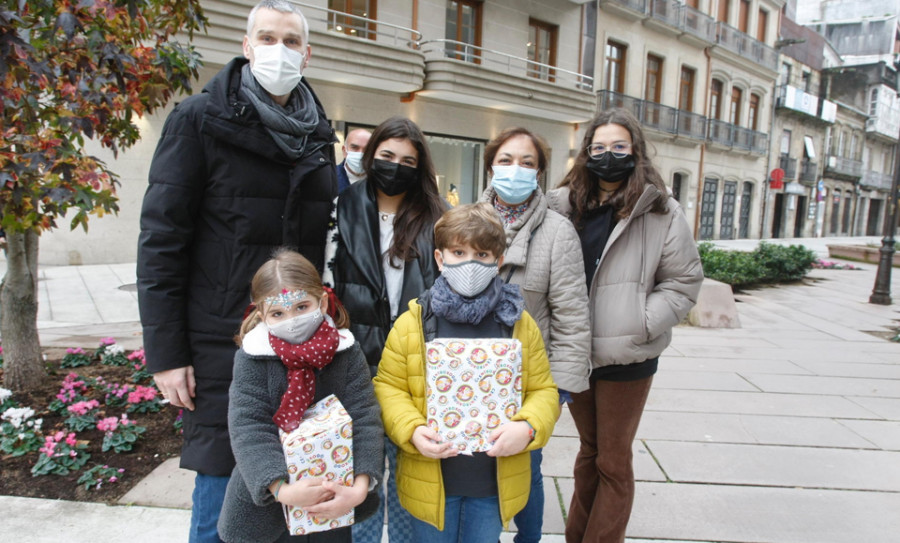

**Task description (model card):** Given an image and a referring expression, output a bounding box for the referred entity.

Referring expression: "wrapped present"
[278,394,354,535]
[424,338,523,455]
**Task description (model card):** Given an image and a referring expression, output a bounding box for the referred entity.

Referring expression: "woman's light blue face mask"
[491,164,538,205]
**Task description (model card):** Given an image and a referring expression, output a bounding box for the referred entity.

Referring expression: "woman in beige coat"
[479,127,591,543]
[547,109,703,543]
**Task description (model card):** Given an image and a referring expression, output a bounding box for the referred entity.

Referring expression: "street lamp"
[868,61,900,305]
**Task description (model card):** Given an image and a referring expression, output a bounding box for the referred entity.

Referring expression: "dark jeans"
[512,448,544,543]
[190,473,229,543]
[565,376,653,543]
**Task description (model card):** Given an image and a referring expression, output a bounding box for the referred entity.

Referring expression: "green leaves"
[698,242,817,289]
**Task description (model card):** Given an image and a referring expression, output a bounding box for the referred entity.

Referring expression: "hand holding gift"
[304,474,370,519]
[274,477,334,508]
[411,426,460,459]
[486,420,532,457]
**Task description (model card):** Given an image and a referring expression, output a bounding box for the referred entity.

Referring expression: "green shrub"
[698,241,816,288]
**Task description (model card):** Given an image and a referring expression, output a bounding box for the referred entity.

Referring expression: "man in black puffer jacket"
[136,2,336,541]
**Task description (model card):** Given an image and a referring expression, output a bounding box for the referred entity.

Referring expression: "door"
[772,193,784,238]
[700,178,718,240]
[738,182,752,238]
[867,199,882,236]
[794,195,807,237]
[720,181,737,239]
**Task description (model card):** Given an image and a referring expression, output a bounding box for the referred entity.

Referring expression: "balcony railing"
[862,170,894,191]
[419,39,593,90]
[650,0,681,27]
[600,0,649,15]
[779,155,798,179]
[714,22,777,71]
[707,119,768,153]
[825,155,864,178]
[598,90,707,140]
[799,159,817,182]
[680,4,717,42]
[295,1,422,46]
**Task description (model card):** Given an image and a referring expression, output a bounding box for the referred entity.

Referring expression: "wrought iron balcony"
[779,155,798,180]
[598,90,707,140]
[714,22,777,71]
[861,170,894,191]
[679,4,717,43]
[707,119,768,154]
[799,159,817,183]
[599,0,649,16]
[825,155,863,179]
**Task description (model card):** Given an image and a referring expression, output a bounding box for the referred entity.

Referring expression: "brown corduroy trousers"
[565,376,654,543]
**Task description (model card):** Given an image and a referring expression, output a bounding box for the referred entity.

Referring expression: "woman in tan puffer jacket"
[547,108,703,543]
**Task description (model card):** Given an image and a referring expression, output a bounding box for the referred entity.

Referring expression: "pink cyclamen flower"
[65,433,77,446]
[109,476,118,483]
[97,417,119,432]
[66,399,100,416]
[127,348,146,362]
[100,337,116,346]
[65,347,86,355]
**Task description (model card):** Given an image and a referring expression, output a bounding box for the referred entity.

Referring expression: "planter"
[827,244,900,267]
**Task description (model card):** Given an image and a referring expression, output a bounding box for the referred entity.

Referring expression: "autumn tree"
[0,0,206,390]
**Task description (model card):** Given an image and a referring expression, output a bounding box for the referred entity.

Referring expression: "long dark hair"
[559,108,668,227]
[362,116,446,265]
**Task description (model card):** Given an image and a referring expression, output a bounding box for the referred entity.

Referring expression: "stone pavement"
[1,236,899,542]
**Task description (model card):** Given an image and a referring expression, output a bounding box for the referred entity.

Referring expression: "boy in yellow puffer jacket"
[373,203,558,542]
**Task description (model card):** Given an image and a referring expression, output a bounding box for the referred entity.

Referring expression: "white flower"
[0,388,12,403]
[107,344,125,355]
[2,407,36,429]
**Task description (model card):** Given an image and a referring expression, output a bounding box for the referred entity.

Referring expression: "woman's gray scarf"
[431,276,524,327]
[240,64,320,160]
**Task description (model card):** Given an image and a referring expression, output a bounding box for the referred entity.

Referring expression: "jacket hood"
[241,319,356,356]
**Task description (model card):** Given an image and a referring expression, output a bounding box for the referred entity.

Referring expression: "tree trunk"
[1,230,43,391]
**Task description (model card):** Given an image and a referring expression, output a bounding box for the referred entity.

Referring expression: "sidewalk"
[1,236,899,542]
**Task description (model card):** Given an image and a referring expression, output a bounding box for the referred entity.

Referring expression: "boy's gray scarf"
[431,276,524,327]
[240,64,320,160]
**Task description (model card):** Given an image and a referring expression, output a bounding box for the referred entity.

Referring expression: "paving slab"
[118,457,194,509]
[645,441,900,491]
[629,481,900,543]
[543,437,667,483]
[0,496,191,543]
[652,370,761,392]
[789,360,900,379]
[637,411,877,449]
[837,420,900,450]
[645,389,883,419]
[658,356,812,375]
[742,373,900,398]
[846,396,900,421]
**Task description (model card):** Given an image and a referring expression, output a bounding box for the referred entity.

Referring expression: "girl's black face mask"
[369,159,419,196]
[585,152,635,184]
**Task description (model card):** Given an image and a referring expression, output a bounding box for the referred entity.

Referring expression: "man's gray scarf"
[240,64,320,160]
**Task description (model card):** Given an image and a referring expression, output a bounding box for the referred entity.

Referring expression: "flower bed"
[827,244,900,267]
[0,340,182,503]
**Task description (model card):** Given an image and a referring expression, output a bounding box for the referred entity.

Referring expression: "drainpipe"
[695,46,712,240]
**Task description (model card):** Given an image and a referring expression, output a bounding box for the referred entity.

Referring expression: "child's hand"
[486,421,532,457]
[276,477,334,508]
[303,474,370,519]
[411,426,459,459]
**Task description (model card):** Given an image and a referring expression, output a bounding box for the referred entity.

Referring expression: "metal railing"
[779,155,798,179]
[600,0,649,15]
[598,91,707,139]
[708,119,735,146]
[862,170,894,191]
[825,155,864,178]
[680,4,716,42]
[650,0,681,27]
[418,39,594,90]
[714,22,777,71]
[292,1,421,46]
[706,119,767,152]
[799,159,817,182]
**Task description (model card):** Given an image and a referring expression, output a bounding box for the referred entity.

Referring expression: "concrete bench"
[687,278,741,328]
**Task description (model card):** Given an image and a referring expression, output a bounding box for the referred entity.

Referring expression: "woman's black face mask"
[585,152,635,184]
[369,159,419,196]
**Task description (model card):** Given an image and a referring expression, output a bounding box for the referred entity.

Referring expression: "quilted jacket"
[373,295,559,530]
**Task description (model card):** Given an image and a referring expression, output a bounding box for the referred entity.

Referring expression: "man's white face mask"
[250,43,305,96]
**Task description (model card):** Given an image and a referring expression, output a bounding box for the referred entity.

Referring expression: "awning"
[804,136,816,159]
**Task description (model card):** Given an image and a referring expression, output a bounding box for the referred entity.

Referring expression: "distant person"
[373,202,559,543]
[446,183,460,206]
[479,127,591,543]
[337,128,372,194]
[323,116,447,543]
[547,108,703,543]
[218,249,383,543]
[136,2,338,541]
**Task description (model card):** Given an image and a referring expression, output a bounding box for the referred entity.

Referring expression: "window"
[718,0,729,23]
[446,0,482,63]
[645,54,663,103]
[780,62,791,87]
[757,9,768,42]
[679,66,695,112]
[838,130,846,157]
[605,41,627,93]
[672,173,684,201]
[850,133,859,160]
[801,71,812,92]
[730,87,743,125]
[328,0,376,39]
[527,18,557,81]
[869,87,879,116]
[781,129,791,155]
[710,79,723,120]
[748,93,760,130]
[738,0,750,33]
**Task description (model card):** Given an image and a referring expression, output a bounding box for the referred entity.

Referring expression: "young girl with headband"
[217,249,383,543]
